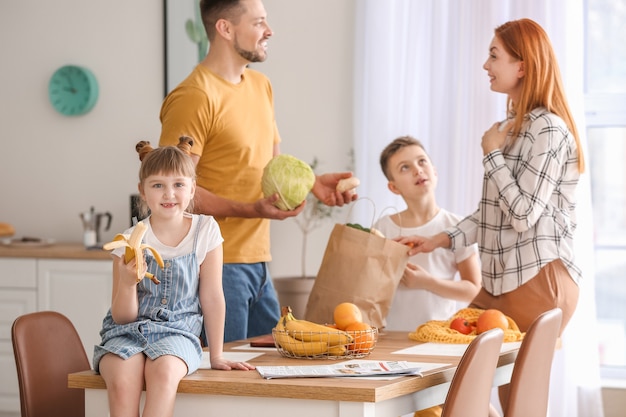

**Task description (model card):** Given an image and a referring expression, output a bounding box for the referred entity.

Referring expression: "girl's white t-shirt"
[112,213,223,265]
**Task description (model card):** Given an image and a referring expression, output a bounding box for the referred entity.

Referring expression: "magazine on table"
[256,359,423,380]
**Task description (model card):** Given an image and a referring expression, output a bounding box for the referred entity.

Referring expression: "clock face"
[48,65,99,116]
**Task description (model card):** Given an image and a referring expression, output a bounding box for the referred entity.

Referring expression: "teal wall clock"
[48,65,99,116]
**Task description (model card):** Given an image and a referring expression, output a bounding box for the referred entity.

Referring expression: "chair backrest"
[441,327,505,417]
[11,311,91,417]
[504,308,563,417]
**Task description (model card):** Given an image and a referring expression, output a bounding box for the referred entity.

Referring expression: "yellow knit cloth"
[408,308,524,344]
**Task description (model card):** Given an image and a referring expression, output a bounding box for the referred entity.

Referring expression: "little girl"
[93,137,254,417]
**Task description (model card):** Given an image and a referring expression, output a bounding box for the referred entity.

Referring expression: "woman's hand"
[394,232,451,256]
[210,356,256,371]
[481,121,511,155]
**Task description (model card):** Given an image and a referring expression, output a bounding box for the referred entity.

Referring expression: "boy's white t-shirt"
[374,209,477,331]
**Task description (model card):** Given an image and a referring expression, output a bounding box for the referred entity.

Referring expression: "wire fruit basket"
[272,327,378,359]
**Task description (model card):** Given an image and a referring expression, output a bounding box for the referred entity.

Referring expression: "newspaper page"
[256,360,423,380]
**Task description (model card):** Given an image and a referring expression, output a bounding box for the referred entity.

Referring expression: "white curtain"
[353,1,604,416]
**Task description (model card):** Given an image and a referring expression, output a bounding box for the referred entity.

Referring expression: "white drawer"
[0,259,37,288]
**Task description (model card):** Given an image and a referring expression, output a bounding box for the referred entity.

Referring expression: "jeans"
[222,262,281,343]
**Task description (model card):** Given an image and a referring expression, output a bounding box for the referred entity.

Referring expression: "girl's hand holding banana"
[102,221,164,284]
[114,256,145,287]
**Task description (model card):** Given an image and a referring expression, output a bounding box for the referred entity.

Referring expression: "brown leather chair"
[500,308,563,417]
[440,327,505,417]
[11,311,91,417]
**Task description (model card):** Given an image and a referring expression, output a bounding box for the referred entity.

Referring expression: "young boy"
[374,136,481,331]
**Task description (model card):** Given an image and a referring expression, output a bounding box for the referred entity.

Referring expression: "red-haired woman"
[400,18,584,416]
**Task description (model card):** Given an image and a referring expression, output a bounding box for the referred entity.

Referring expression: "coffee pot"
[79,206,113,249]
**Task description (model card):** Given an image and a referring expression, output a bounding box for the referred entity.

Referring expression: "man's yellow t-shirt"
[159,65,280,264]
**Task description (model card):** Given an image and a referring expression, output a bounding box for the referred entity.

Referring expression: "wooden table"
[68,331,517,417]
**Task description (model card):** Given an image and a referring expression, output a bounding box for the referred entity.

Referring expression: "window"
[585,0,626,379]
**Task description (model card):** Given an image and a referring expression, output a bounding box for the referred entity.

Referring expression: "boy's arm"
[402,252,481,302]
[453,252,482,301]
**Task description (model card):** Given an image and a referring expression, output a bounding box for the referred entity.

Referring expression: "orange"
[345,322,375,353]
[333,302,363,330]
[476,309,508,334]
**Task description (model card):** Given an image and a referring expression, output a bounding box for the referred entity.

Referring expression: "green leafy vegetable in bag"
[346,223,371,233]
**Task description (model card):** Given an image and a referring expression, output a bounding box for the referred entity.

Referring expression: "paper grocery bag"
[304,223,409,329]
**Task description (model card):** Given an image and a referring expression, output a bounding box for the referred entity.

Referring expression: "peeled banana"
[102,221,164,284]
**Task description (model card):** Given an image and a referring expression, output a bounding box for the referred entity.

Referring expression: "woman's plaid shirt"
[446,107,583,295]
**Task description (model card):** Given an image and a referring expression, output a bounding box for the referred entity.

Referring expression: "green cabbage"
[261,155,315,210]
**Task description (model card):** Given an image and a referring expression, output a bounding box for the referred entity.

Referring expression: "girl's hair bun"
[136,140,155,162]
[177,136,194,155]
[135,136,193,162]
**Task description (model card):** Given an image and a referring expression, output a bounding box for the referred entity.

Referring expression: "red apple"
[450,317,473,335]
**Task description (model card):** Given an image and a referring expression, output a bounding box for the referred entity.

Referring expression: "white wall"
[0,0,164,241]
[0,0,356,278]
[261,0,356,278]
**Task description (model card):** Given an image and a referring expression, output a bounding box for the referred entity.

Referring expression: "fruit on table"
[333,302,363,330]
[273,328,328,356]
[273,306,354,357]
[283,307,353,346]
[328,344,347,355]
[0,222,15,237]
[345,321,375,353]
[476,309,509,334]
[450,317,473,335]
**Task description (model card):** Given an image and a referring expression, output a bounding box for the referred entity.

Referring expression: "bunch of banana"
[273,306,353,357]
[102,221,164,284]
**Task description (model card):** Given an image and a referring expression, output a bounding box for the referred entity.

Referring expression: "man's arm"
[189,154,305,220]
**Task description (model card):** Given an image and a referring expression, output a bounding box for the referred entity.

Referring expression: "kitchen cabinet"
[0,259,37,413]
[37,259,112,365]
[0,252,111,415]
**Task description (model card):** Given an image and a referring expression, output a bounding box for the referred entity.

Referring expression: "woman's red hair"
[495,18,584,172]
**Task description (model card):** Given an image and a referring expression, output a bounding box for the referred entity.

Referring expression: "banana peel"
[102,221,164,284]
